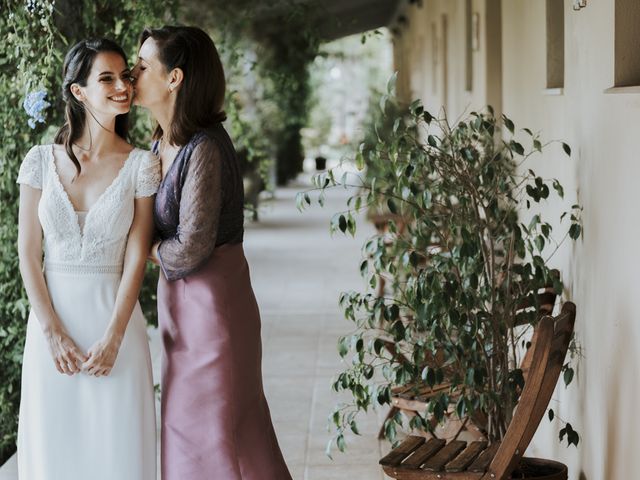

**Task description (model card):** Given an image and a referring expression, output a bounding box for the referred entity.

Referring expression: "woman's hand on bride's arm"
[43,322,87,375]
[82,328,124,377]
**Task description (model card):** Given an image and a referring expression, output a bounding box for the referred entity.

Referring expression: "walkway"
[0,174,388,480]
[246,177,386,479]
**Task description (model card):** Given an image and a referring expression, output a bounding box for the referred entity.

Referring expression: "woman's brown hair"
[139,26,227,145]
[54,38,130,176]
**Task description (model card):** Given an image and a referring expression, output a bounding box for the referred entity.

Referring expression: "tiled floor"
[0,173,390,479]
[245,176,387,479]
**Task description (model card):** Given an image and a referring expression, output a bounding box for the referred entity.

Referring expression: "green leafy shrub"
[299,78,583,455]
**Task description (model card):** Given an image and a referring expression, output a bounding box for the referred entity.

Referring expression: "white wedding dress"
[16,144,159,480]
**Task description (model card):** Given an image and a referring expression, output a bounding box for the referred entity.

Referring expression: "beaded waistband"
[44,262,123,275]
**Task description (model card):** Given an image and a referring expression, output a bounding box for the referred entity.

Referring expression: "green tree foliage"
[299,81,583,454]
[183,0,320,186]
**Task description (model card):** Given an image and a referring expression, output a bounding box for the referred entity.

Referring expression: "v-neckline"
[48,144,137,238]
[157,141,187,185]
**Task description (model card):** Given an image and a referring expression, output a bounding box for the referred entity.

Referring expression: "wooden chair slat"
[468,442,501,472]
[393,384,417,396]
[394,383,450,402]
[384,279,559,444]
[402,439,446,468]
[538,291,557,312]
[380,436,425,467]
[397,387,420,400]
[482,302,575,480]
[392,396,442,413]
[415,384,450,401]
[519,327,541,380]
[445,441,488,472]
[480,318,555,480]
[422,440,467,471]
[378,300,574,480]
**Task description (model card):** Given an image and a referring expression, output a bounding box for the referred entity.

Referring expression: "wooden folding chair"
[379,302,575,480]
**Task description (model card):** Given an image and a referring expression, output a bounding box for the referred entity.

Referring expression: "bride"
[16,38,158,480]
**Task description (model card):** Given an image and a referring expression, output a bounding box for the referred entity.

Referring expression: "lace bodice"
[17,144,161,269]
[154,125,244,281]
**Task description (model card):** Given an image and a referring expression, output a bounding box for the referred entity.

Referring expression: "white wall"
[393,1,640,478]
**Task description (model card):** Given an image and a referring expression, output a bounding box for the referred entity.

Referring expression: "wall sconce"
[573,0,586,10]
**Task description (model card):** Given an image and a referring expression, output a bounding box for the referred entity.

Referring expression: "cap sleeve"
[135,150,161,198]
[16,145,43,190]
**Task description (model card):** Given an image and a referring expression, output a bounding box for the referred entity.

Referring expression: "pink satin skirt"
[158,243,291,480]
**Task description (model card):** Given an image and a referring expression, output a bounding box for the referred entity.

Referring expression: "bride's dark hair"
[54,38,130,176]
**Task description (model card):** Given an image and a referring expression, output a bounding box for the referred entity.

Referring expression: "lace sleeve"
[135,151,161,198]
[157,138,223,281]
[17,145,43,189]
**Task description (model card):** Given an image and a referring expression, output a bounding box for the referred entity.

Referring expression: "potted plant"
[298,77,583,457]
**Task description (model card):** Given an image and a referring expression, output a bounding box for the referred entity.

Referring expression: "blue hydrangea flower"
[23,90,50,129]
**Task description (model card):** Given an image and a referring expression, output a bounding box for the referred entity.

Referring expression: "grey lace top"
[154,124,244,281]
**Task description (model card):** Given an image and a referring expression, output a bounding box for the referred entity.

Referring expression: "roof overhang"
[251,0,402,42]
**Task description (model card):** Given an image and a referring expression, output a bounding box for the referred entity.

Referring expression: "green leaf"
[325,438,334,460]
[568,429,580,447]
[548,409,554,422]
[510,141,524,156]
[347,215,356,236]
[359,260,368,276]
[569,223,581,240]
[393,117,402,133]
[533,139,542,152]
[563,366,574,386]
[455,397,466,419]
[387,72,398,95]
[422,190,432,208]
[350,420,361,435]
[337,337,349,358]
[560,423,580,447]
[502,115,515,134]
[423,111,433,124]
[379,94,388,112]
[528,214,541,230]
[427,135,438,147]
[562,142,572,156]
[552,179,564,198]
[409,99,423,116]
[422,366,436,387]
[387,198,398,214]
[338,214,347,233]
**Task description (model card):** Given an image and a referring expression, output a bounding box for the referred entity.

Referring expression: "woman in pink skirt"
[131,26,292,480]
